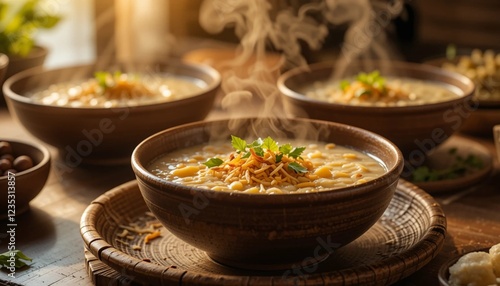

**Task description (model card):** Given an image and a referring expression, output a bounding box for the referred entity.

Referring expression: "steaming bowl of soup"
[278,61,475,157]
[131,117,403,270]
[3,61,221,165]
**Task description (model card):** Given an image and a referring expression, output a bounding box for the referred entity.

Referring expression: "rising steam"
[199,0,404,119]
[199,0,328,118]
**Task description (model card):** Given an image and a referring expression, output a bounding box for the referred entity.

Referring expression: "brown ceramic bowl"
[277,61,475,158]
[438,247,492,286]
[3,61,221,166]
[0,46,47,105]
[131,117,404,270]
[0,53,8,84]
[0,138,51,219]
[426,54,500,137]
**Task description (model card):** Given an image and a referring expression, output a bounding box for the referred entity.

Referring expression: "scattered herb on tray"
[411,148,484,182]
[0,250,32,269]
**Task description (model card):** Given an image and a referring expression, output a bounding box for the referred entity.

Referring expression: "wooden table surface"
[0,105,499,286]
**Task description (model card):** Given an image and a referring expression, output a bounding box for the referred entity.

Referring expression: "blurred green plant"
[0,0,61,57]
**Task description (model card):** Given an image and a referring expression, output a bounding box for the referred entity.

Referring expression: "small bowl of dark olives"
[0,139,51,218]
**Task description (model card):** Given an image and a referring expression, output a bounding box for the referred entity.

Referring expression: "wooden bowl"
[3,61,221,166]
[277,61,475,158]
[0,138,51,219]
[131,117,404,270]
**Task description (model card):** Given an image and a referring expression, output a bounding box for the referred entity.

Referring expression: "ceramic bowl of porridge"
[3,61,221,165]
[278,61,475,158]
[426,49,500,137]
[131,117,403,270]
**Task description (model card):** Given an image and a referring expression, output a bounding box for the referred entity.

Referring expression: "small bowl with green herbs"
[405,136,493,194]
[278,60,475,157]
[3,61,221,165]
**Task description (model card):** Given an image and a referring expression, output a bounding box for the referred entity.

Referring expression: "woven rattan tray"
[81,180,446,286]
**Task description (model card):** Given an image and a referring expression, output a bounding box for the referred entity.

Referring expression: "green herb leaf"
[446,44,457,60]
[253,146,264,157]
[275,153,283,163]
[248,138,263,148]
[262,136,279,152]
[203,158,224,168]
[231,135,247,153]
[288,147,306,159]
[279,143,293,155]
[288,162,308,174]
[0,250,32,269]
[339,80,350,91]
[94,71,109,89]
[355,70,385,89]
[411,148,484,182]
[354,88,371,98]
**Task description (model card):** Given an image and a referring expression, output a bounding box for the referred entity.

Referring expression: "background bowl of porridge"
[425,49,500,137]
[131,117,403,270]
[3,60,221,165]
[277,60,475,158]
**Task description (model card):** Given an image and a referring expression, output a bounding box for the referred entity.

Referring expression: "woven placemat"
[81,180,446,286]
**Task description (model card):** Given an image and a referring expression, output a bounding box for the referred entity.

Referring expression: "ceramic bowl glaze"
[131,117,404,270]
[0,138,51,218]
[3,61,221,166]
[278,61,475,158]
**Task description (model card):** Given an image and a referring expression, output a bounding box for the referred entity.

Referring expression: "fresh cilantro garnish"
[288,162,308,174]
[94,71,124,90]
[356,70,385,88]
[262,136,279,152]
[288,146,306,159]
[354,88,372,98]
[231,135,247,153]
[0,250,32,269]
[339,80,350,91]
[279,143,293,155]
[206,136,308,172]
[94,71,110,89]
[446,44,457,60]
[339,70,387,96]
[203,158,224,168]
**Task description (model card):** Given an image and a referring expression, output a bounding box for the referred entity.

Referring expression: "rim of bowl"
[0,54,8,70]
[0,138,51,179]
[131,117,404,205]
[2,60,221,111]
[277,60,475,114]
